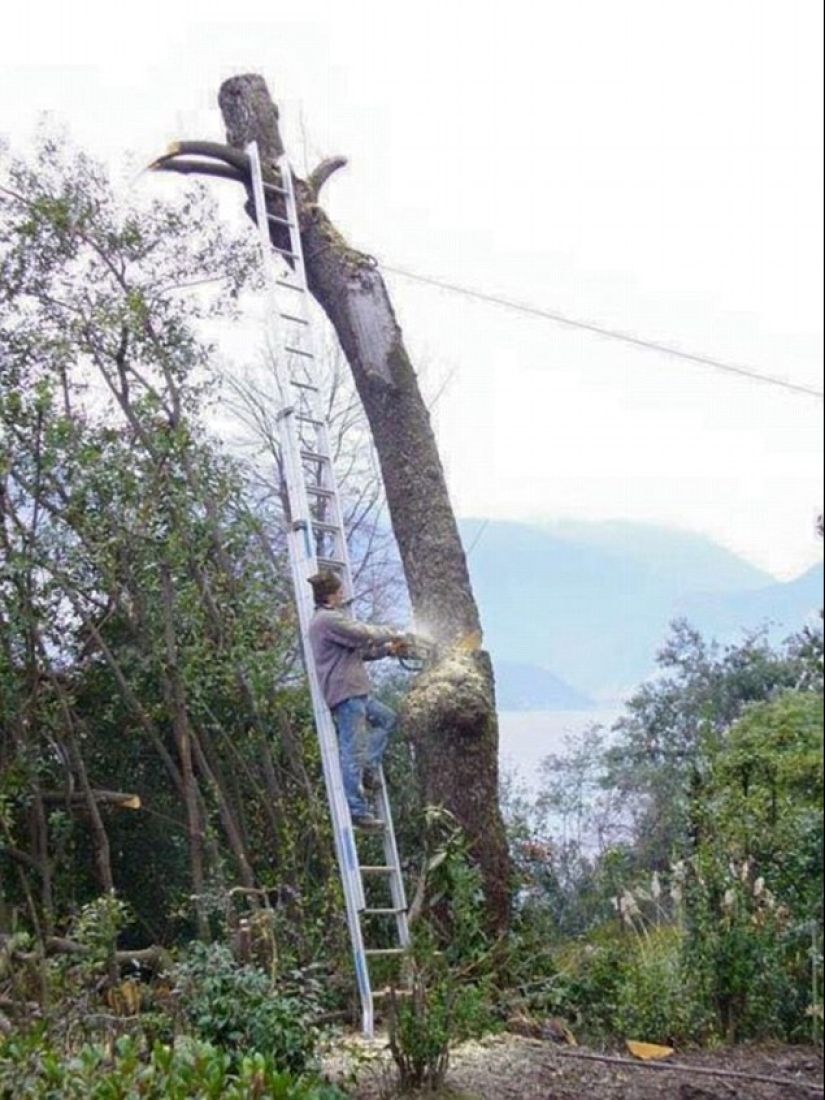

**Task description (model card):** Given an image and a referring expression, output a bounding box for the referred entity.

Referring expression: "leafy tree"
[673,690,823,1041]
[502,617,823,1042]
[705,690,823,916]
[0,130,344,951]
[502,725,632,938]
[604,618,820,868]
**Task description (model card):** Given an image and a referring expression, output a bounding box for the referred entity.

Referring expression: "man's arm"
[319,609,400,652]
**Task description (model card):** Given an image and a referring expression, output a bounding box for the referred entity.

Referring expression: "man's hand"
[386,637,410,658]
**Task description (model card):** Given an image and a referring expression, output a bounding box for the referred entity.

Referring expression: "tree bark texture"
[217,74,511,933]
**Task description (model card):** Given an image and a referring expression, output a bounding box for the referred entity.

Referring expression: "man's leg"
[364,697,397,772]
[331,696,372,818]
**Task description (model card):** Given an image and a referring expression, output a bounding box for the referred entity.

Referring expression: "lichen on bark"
[403,653,491,738]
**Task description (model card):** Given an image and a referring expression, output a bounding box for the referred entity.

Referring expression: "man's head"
[308,570,343,607]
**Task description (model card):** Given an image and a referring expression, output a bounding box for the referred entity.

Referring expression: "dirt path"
[324,1032,824,1099]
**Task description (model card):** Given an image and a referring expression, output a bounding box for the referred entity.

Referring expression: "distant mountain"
[461,519,823,703]
[678,564,823,640]
[494,661,594,711]
[540,519,775,592]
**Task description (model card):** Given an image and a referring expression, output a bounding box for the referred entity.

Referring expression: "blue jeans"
[331,695,397,817]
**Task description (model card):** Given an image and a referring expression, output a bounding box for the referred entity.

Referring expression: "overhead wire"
[380,262,824,401]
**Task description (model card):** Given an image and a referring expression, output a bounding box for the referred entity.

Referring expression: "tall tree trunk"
[217,75,512,933]
[159,562,209,940]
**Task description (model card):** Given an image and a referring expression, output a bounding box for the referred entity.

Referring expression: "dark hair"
[307,570,342,605]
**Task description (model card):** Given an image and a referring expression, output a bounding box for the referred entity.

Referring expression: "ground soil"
[322,1030,824,1100]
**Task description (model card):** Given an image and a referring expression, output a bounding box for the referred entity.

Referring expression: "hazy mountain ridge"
[493,661,594,711]
[538,518,776,591]
[461,519,823,705]
[675,563,823,640]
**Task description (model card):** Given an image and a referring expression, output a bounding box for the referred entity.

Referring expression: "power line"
[464,519,489,559]
[381,262,824,400]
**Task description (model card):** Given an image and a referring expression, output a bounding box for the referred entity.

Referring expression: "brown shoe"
[362,767,382,793]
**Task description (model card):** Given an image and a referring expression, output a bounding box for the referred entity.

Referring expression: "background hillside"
[460,519,823,707]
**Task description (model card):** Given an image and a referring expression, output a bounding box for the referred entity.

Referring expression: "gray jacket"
[308,606,398,710]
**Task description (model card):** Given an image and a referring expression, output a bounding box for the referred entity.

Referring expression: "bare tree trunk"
[0,611,51,940]
[189,728,257,893]
[216,74,511,932]
[0,503,55,934]
[159,562,209,940]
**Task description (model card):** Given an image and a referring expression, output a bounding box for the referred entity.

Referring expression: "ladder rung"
[276,279,304,293]
[272,244,300,261]
[363,907,407,916]
[316,556,347,571]
[301,449,330,463]
[285,345,314,359]
[266,212,294,228]
[364,948,407,957]
[307,486,335,497]
[262,180,288,196]
[280,312,308,325]
[360,866,398,874]
[312,521,342,534]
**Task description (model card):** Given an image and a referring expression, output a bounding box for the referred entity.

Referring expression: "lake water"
[498,706,623,792]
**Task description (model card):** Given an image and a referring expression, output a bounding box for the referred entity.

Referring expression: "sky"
[2,0,823,580]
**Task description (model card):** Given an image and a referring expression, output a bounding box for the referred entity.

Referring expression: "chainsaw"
[395,633,438,671]
[394,630,482,672]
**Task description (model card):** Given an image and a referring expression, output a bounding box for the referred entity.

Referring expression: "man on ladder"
[150,137,416,1035]
[307,571,409,832]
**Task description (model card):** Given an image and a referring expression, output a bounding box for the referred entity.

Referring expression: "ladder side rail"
[280,153,407,1032]
[279,408,321,583]
[268,158,376,1030]
[374,783,412,949]
[281,457,374,1032]
[277,154,358,600]
[248,143,365,920]
[248,144,403,1038]
[295,425,351,575]
[279,415,366,918]
[304,640,377,1034]
[247,142,290,406]
[312,418,357,588]
[277,154,311,321]
[275,154,317,398]
[302,654,374,1030]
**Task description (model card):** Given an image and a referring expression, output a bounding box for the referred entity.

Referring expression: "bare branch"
[308,156,348,199]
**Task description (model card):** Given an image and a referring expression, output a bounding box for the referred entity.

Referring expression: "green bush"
[551,935,629,1040]
[387,957,492,1093]
[387,968,452,1092]
[681,852,807,1042]
[170,942,325,1075]
[386,814,497,1091]
[614,925,697,1044]
[0,1031,346,1100]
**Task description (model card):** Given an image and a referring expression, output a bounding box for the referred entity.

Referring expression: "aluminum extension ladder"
[246,142,410,1037]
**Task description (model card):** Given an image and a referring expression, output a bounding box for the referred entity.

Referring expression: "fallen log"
[39,790,141,809]
[1,935,170,973]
